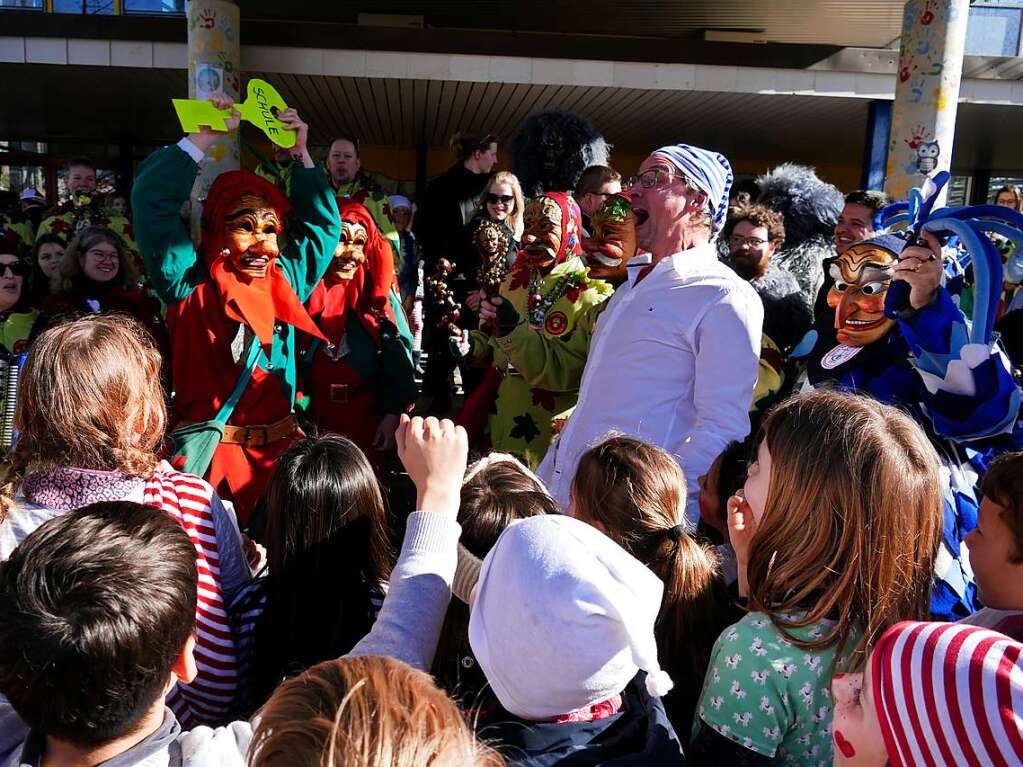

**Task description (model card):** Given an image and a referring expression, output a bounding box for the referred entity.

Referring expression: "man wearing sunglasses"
[538,144,763,525]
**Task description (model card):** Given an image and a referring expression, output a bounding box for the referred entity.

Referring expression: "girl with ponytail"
[569,434,734,733]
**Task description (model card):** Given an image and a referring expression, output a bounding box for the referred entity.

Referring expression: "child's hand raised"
[395,415,467,516]
[727,492,757,559]
[727,491,756,598]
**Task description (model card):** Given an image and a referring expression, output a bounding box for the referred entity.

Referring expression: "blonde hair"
[748,389,942,668]
[1,315,166,516]
[480,172,525,240]
[250,655,504,767]
[571,435,722,726]
[58,226,139,293]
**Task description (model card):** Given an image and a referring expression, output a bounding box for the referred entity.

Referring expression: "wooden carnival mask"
[332,220,369,280]
[583,194,636,283]
[472,218,512,295]
[521,196,563,270]
[222,193,282,279]
[827,240,900,347]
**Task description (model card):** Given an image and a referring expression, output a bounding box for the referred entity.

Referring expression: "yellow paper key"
[172,78,297,149]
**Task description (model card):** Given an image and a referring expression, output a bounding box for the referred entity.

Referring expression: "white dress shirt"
[538,243,763,524]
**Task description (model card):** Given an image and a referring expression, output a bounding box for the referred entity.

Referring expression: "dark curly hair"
[723,203,786,245]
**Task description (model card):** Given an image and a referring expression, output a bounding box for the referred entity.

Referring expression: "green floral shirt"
[695,612,857,767]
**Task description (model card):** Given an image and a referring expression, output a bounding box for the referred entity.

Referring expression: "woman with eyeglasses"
[0,227,39,355]
[32,226,170,379]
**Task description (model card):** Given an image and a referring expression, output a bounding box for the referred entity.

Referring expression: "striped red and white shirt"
[145,471,240,728]
[1,467,246,728]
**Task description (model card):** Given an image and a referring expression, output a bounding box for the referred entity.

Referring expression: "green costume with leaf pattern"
[468,192,611,467]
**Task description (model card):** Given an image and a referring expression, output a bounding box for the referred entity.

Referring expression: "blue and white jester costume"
[794,172,1023,620]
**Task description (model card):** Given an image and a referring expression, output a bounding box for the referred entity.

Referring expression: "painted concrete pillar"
[884,0,969,204]
[186,0,241,210]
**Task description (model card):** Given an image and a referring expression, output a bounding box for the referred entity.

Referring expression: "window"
[988,176,1023,203]
[0,165,48,199]
[123,0,185,13]
[947,175,972,207]
[967,5,1023,56]
[52,0,115,13]
[0,0,44,8]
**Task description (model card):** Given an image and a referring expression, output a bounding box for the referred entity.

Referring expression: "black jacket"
[477,674,685,767]
[413,163,490,273]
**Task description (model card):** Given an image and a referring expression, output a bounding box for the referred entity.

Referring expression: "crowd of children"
[0,313,1020,766]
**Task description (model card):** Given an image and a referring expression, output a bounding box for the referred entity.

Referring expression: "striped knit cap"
[652,144,733,236]
[873,621,1023,767]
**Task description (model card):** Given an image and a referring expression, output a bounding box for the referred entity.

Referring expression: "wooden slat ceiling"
[243,0,908,49]
[3,64,1022,174]
[251,71,871,162]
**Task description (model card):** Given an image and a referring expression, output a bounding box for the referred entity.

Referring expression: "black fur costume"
[509,110,610,197]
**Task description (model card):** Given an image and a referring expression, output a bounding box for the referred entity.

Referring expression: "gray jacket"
[0,511,460,767]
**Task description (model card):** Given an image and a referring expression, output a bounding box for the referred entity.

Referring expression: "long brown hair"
[250,655,504,767]
[59,226,139,293]
[571,435,722,729]
[254,434,393,706]
[1,315,166,516]
[748,389,942,668]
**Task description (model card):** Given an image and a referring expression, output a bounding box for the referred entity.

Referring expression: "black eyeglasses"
[0,262,28,278]
[486,194,514,205]
[728,235,769,248]
[627,166,691,191]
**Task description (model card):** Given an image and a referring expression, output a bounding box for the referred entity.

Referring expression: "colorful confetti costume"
[468,193,612,467]
[694,612,858,766]
[795,177,1023,621]
[37,198,137,258]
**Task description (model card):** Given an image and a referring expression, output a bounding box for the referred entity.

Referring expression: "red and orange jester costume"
[300,198,417,465]
[133,133,340,525]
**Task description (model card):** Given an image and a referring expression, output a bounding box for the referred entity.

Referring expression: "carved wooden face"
[474,219,511,260]
[521,196,563,269]
[827,242,898,347]
[223,193,281,279]
[332,220,368,280]
[583,195,636,282]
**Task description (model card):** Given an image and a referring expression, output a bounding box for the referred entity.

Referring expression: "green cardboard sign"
[173,78,296,148]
